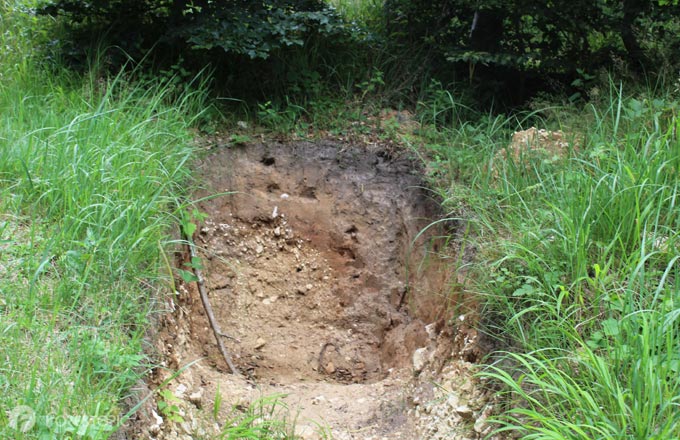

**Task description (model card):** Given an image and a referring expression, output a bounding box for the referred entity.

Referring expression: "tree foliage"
[40,0,680,105]
[384,0,680,100]
[39,0,358,99]
[177,1,348,59]
[40,0,350,60]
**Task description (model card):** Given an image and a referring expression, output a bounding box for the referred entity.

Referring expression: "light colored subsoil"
[121,140,498,440]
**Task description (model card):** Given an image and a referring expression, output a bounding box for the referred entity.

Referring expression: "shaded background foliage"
[40,0,362,100]
[384,0,680,104]
[40,0,680,108]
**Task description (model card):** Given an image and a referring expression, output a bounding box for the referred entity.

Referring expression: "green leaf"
[183,221,197,238]
[602,318,620,337]
[512,283,536,297]
[187,256,203,270]
[191,209,208,222]
[586,331,605,349]
[177,268,198,283]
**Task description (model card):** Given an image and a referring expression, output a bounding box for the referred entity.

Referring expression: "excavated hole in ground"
[189,141,459,386]
[133,140,493,440]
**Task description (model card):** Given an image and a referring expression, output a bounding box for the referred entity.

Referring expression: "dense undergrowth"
[1,0,679,439]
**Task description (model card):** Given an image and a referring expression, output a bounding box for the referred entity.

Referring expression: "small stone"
[324,362,336,374]
[247,281,257,293]
[446,393,460,408]
[149,409,163,434]
[460,378,474,393]
[255,338,267,350]
[189,389,204,408]
[455,405,474,420]
[413,347,428,374]
[181,421,193,435]
[294,424,320,440]
[262,295,277,305]
[255,244,264,254]
[305,283,313,291]
[175,383,187,398]
[274,227,281,237]
[425,322,438,339]
[474,405,493,433]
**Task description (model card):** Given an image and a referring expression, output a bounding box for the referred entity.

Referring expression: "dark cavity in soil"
[190,140,456,385]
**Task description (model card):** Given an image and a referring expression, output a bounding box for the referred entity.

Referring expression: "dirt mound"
[491,127,581,179]
[128,140,494,440]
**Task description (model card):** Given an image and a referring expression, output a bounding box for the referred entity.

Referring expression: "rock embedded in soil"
[324,362,336,374]
[189,389,203,408]
[412,347,429,374]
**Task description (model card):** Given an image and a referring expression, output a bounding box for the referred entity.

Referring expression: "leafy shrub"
[40,1,346,59]
[39,0,364,100]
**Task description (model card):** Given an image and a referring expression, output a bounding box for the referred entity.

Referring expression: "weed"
[218,395,300,439]
[157,389,185,424]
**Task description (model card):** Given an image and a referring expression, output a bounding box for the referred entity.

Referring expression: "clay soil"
[124,140,496,440]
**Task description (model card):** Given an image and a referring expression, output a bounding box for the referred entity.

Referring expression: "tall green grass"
[417,83,680,438]
[326,0,383,29]
[0,2,209,438]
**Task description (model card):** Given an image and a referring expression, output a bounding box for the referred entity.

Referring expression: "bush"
[39,0,364,100]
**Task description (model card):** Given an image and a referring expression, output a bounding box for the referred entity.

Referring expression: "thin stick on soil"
[185,235,240,376]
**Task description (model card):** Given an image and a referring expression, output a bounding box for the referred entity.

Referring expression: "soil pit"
[194,141,451,382]
[144,140,488,440]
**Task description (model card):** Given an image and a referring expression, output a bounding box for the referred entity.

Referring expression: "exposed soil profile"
[125,140,497,440]
[194,140,455,380]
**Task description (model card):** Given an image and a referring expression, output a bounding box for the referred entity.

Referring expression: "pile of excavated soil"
[121,140,498,440]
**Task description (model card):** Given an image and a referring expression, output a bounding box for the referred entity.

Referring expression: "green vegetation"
[218,395,314,440]
[1,0,679,438]
[417,84,680,437]
[0,1,209,437]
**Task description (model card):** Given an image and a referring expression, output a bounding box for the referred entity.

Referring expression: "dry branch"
[184,234,240,376]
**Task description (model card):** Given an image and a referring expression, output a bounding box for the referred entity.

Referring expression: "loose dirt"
[124,140,497,440]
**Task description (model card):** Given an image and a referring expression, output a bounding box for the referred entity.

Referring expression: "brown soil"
[123,140,495,440]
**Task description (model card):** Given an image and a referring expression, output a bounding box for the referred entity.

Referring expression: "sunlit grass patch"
[0,2,211,438]
[326,0,383,27]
